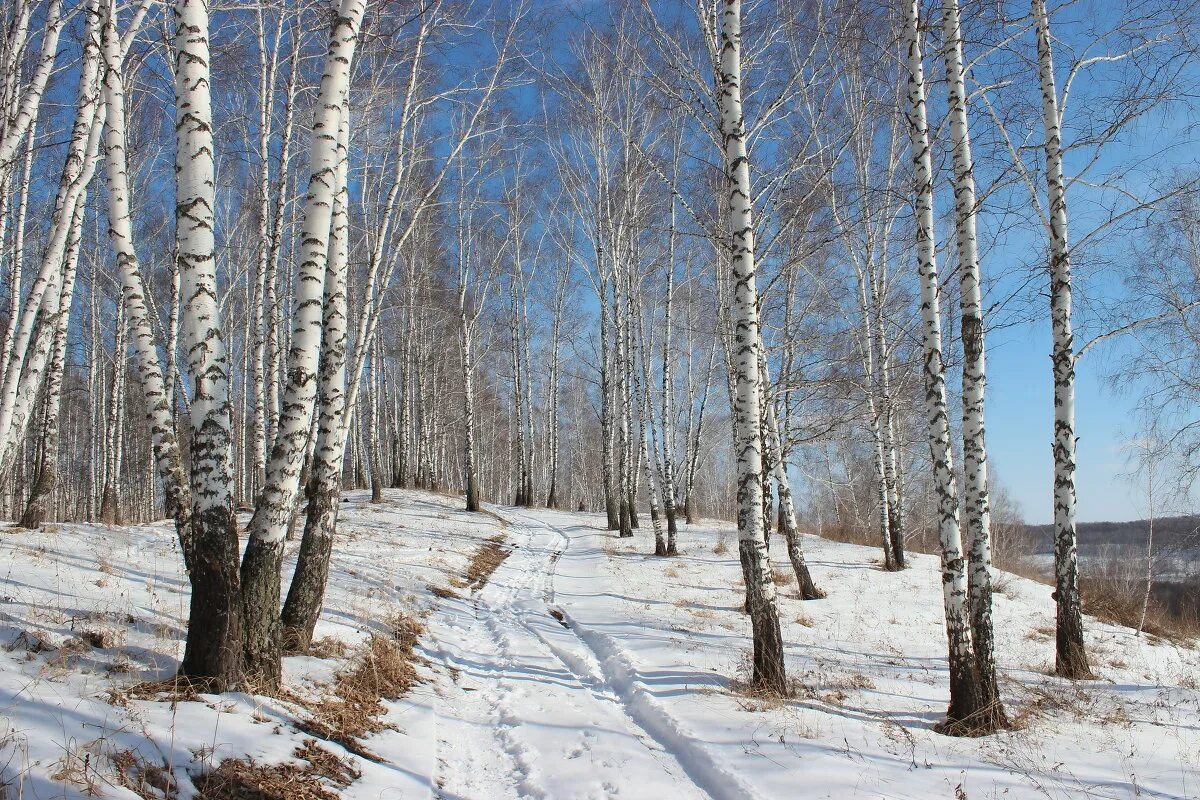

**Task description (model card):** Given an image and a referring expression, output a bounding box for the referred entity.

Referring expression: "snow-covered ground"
[1,490,1197,799]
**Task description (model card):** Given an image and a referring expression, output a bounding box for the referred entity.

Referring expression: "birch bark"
[174,0,242,690]
[716,0,786,694]
[660,186,680,554]
[279,94,351,653]
[99,0,194,570]
[0,124,34,385]
[943,0,1006,728]
[0,1,105,477]
[98,0,193,566]
[18,199,81,529]
[0,0,65,175]
[759,349,823,599]
[901,0,984,730]
[241,0,366,689]
[1033,0,1092,680]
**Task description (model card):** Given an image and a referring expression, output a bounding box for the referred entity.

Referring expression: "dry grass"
[50,741,106,796]
[298,614,423,759]
[75,627,121,649]
[191,756,339,800]
[111,676,202,705]
[292,741,360,788]
[728,650,803,703]
[465,535,510,591]
[772,568,794,586]
[426,584,461,601]
[1024,625,1055,642]
[305,637,349,660]
[113,750,176,800]
[1009,681,1094,730]
[1081,577,1198,645]
[7,628,61,653]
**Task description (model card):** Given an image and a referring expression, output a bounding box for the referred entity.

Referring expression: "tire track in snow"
[425,519,543,800]
[500,509,760,800]
[430,506,709,799]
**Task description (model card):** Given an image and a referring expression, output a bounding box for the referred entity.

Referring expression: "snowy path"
[425,509,712,800]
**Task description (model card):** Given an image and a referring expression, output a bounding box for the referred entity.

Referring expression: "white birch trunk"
[241,0,367,689]
[0,0,65,175]
[759,349,823,600]
[100,0,194,568]
[174,0,243,690]
[280,93,351,652]
[716,0,786,694]
[1033,0,1092,680]
[659,190,680,553]
[902,0,983,731]
[18,196,81,529]
[633,294,665,554]
[0,7,105,476]
[0,123,34,385]
[943,0,1006,728]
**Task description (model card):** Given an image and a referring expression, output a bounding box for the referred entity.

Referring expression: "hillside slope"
[1,491,1197,799]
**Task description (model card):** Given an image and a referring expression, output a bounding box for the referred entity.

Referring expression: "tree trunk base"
[20,474,54,530]
[180,507,243,693]
[99,485,119,525]
[281,487,340,655]
[240,535,285,692]
[738,539,788,696]
[1055,643,1094,680]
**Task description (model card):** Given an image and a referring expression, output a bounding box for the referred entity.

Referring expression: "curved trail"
[426,508,711,800]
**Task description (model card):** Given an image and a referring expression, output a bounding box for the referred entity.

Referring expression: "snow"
[1,490,1197,799]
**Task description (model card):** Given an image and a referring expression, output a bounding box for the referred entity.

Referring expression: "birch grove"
[0,0,1192,738]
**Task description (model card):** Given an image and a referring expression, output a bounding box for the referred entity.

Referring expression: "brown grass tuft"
[465,535,510,591]
[191,757,338,800]
[728,650,801,703]
[113,676,203,705]
[76,627,120,649]
[298,614,423,759]
[305,637,349,660]
[112,751,176,800]
[1008,680,1093,730]
[426,584,461,601]
[293,741,360,788]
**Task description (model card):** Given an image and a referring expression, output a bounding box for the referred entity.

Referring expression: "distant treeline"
[1025,516,1200,554]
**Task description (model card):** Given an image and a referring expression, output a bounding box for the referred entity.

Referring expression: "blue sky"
[987,314,1142,524]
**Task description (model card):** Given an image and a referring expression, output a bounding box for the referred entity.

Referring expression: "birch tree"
[98,0,193,570]
[901,0,987,732]
[1032,0,1092,680]
[279,93,351,654]
[0,0,66,178]
[174,0,243,690]
[716,0,786,695]
[241,0,367,688]
[943,0,1006,728]
[0,1,106,480]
